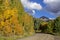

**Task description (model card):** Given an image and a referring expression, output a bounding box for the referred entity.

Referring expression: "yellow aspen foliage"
[3,9,11,19]
[4,0,9,7]
[23,14,33,25]
[14,24,23,35]
[0,0,35,37]
[11,17,19,24]
[5,20,10,26]
[11,7,18,15]
[3,26,12,36]
[1,21,5,26]
[0,15,4,21]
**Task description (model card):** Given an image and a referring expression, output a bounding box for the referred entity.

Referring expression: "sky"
[21,0,60,19]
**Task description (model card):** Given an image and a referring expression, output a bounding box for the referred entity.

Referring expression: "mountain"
[40,16,49,21]
[40,16,49,19]
[0,0,34,37]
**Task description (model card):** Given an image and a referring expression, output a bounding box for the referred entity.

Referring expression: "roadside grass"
[0,33,35,40]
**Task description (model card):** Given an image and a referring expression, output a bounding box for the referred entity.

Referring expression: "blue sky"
[29,0,56,18]
[33,10,56,18]
[21,0,60,19]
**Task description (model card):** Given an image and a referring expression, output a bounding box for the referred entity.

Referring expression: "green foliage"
[34,18,41,30]
[34,16,60,35]
[40,22,48,33]
[54,16,60,33]
[47,21,54,33]
[34,18,54,34]
[34,18,48,32]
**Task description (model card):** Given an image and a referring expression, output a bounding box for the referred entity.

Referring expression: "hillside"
[0,0,35,37]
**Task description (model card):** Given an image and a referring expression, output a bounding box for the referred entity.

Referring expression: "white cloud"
[25,9,35,15]
[44,0,60,3]
[43,0,60,16]
[21,0,42,15]
[49,18,55,20]
[21,0,42,10]
[32,10,35,15]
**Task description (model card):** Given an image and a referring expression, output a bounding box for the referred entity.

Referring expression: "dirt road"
[54,36,60,40]
[17,33,54,40]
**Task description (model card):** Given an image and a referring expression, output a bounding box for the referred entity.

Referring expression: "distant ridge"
[40,16,49,21]
[40,16,49,19]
